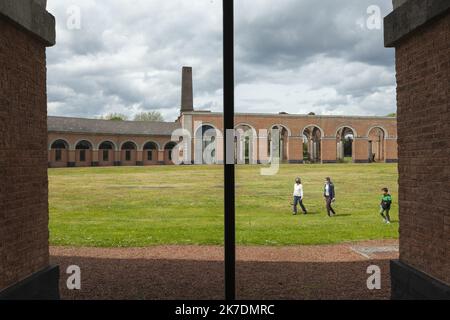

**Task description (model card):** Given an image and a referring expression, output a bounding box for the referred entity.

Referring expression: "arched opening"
[336,127,355,163]
[98,141,115,166]
[269,125,289,163]
[195,125,218,164]
[164,142,177,165]
[302,126,322,163]
[75,140,93,167]
[121,141,137,165]
[368,127,386,163]
[50,139,69,167]
[234,124,256,164]
[143,141,159,165]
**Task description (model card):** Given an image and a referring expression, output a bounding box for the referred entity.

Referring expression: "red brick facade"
[48,113,398,167]
[0,18,50,290]
[395,12,450,285]
[183,112,398,164]
[48,132,176,167]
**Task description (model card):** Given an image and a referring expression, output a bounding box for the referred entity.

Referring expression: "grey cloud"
[46,0,396,120]
[235,0,394,70]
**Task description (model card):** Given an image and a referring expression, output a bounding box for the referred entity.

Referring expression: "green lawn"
[49,164,398,247]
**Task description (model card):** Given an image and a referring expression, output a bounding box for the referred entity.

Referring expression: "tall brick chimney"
[181,66,194,113]
[385,0,450,299]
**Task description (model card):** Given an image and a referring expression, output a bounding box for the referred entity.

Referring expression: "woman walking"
[292,177,308,215]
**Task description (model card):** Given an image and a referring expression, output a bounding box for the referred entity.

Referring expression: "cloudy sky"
[46,0,396,122]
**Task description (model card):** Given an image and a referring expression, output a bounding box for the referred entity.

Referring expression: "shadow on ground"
[51,256,391,300]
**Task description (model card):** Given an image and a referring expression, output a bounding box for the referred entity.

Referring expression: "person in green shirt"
[380,188,392,224]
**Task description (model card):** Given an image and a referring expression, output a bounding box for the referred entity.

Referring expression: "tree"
[386,113,397,117]
[101,113,128,121]
[308,112,316,116]
[134,111,164,122]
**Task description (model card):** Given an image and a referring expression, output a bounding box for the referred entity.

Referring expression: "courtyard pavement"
[50,239,398,300]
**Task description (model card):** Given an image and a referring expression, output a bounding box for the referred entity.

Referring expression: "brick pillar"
[91,149,99,167]
[385,0,450,299]
[288,136,303,164]
[257,134,269,165]
[114,150,121,166]
[158,150,165,165]
[321,138,337,164]
[68,150,76,167]
[136,150,143,166]
[353,138,370,163]
[215,136,224,165]
[0,0,58,299]
[385,138,398,163]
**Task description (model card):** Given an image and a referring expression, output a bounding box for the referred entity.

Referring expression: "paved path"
[51,239,398,300]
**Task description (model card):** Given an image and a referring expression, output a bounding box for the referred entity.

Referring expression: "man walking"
[324,177,336,217]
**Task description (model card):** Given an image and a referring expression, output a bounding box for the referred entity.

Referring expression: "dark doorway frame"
[223,0,235,301]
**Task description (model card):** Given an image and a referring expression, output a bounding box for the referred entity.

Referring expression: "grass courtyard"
[49,163,398,247]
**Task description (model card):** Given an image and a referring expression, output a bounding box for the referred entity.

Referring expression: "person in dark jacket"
[380,187,392,224]
[292,177,307,215]
[324,177,336,217]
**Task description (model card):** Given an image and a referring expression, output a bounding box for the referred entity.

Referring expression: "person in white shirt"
[292,177,308,215]
[324,177,336,217]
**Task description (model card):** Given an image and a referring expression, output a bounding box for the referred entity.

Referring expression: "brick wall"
[395,12,450,285]
[0,18,50,290]
[47,132,176,167]
[185,113,398,163]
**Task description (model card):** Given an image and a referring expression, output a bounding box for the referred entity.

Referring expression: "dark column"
[223,0,235,301]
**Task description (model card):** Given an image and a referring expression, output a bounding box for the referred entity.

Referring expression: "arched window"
[368,127,386,162]
[165,142,177,162]
[234,124,255,164]
[51,140,68,162]
[121,142,137,162]
[269,125,289,162]
[99,141,115,162]
[121,142,137,150]
[195,125,218,164]
[336,127,355,163]
[75,140,92,163]
[144,142,158,161]
[302,126,322,163]
[99,141,114,150]
[51,140,68,150]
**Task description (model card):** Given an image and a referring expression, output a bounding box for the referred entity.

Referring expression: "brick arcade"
[47,67,398,168]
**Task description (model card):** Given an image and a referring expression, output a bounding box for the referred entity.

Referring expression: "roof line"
[181,112,397,120]
[47,115,177,125]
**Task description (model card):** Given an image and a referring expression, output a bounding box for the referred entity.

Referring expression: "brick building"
[385,0,450,299]
[48,67,398,167]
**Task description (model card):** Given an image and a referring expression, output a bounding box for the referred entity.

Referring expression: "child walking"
[380,188,392,224]
[324,177,336,217]
[293,177,307,215]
